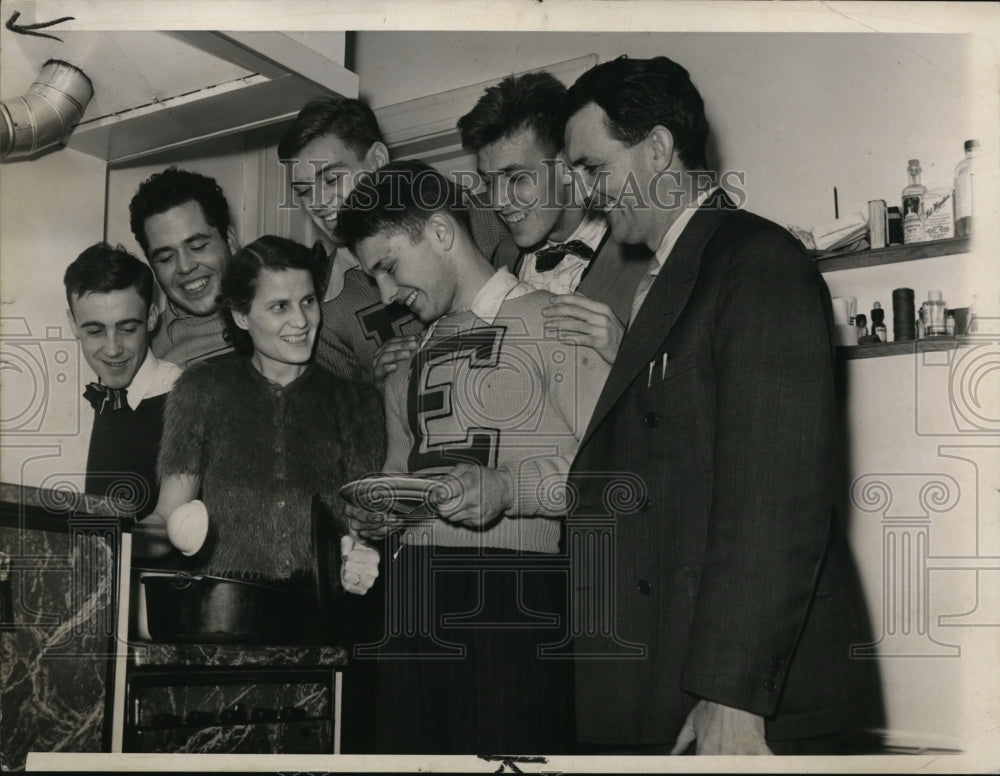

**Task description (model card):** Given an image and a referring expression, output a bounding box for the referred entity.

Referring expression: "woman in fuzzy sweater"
[142,235,385,586]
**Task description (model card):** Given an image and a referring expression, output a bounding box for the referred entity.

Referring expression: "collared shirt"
[322,244,363,303]
[519,210,607,296]
[629,187,718,326]
[419,267,526,348]
[150,299,233,367]
[84,351,182,516]
[125,351,183,409]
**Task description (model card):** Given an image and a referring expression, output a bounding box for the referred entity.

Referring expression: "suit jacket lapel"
[580,193,732,449]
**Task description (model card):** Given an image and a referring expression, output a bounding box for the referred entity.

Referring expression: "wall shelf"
[837,337,964,360]
[815,237,971,273]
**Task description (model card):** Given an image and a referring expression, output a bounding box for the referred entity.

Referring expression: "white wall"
[0,146,108,492]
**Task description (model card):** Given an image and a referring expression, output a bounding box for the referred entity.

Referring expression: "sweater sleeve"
[505,325,610,517]
[157,362,214,480]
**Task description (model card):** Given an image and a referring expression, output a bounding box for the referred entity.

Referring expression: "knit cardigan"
[158,358,385,579]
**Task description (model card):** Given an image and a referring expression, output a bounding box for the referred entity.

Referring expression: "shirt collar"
[418,268,521,349]
[537,209,607,255]
[467,267,520,325]
[323,244,362,303]
[125,351,182,409]
[651,186,719,274]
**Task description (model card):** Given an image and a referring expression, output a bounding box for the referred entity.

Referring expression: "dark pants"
[367,544,574,755]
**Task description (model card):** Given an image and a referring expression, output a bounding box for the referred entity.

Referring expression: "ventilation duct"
[0,59,93,160]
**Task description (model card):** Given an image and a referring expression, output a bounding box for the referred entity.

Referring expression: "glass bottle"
[924,290,947,337]
[855,313,869,341]
[954,139,978,238]
[902,159,926,244]
[871,302,888,343]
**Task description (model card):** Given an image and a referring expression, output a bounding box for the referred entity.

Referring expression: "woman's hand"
[340,535,380,595]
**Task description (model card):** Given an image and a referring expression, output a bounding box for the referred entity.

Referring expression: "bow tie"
[83,382,128,414]
[533,239,595,272]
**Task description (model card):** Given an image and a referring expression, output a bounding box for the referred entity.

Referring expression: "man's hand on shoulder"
[372,335,419,392]
[542,292,624,365]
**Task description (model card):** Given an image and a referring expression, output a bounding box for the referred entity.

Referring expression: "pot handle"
[170,571,199,590]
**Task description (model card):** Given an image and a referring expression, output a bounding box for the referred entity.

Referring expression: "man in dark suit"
[558,55,881,755]
[457,70,649,365]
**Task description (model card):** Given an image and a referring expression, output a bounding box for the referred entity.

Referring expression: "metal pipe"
[0,59,93,159]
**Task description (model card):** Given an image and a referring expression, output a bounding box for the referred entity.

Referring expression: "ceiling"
[1,4,357,161]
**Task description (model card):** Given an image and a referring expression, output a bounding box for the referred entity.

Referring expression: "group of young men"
[68,54,878,757]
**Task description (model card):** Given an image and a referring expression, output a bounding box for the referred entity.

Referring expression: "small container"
[868,200,888,249]
[924,290,947,337]
[924,188,955,241]
[887,206,904,245]
[871,302,888,342]
[893,287,916,341]
[946,312,956,336]
[855,313,869,340]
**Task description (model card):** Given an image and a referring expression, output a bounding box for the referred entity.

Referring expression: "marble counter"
[0,516,118,770]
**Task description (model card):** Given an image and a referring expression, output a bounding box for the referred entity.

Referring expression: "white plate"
[339,475,448,515]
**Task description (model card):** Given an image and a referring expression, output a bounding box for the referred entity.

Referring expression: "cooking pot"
[140,572,318,643]
[134,493,340,644]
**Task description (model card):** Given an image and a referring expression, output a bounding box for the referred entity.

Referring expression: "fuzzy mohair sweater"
[158,358,385,579]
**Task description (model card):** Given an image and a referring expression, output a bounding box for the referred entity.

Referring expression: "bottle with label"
[902,159,926,244]
[954,139,978,237]
[871,302,887,342]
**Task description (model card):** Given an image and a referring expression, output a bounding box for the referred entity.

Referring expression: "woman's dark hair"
[565,55,709,171]
[219,235,326,355]
[64,242,154,312]
[128,166,232,255]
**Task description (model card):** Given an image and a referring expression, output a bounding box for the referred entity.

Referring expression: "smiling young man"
[278,96,506,386]
[65,243,181,517]
[129,167,239,367]
[336,160,610,755]
[277,98,425,384]
[457,71,649,365]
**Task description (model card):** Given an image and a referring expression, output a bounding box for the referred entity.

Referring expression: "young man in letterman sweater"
[64,243,182,519]
[336,161,610,754]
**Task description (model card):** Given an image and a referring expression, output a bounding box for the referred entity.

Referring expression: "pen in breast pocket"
[647,361,655,388]
[661,352,669,381]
